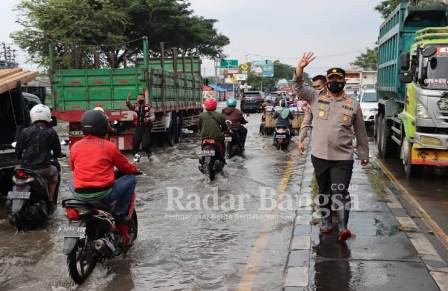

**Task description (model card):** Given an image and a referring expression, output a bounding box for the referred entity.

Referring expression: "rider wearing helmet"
[198,98,228,161]
[221,98,248,149]
[70,110,139,219]
[273,99,293,128]
[15,104,62,208]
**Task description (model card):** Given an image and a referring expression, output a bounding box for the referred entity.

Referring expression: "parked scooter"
[61,171,140,284]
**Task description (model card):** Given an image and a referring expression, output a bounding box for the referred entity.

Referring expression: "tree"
[11,0,229,69]
[351,47,378,71]
[375,0,447,19]
[375,0,401,18]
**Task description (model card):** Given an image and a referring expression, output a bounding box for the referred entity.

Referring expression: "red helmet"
[204,98,218,111]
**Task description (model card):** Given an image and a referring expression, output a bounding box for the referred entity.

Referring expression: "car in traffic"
[265,91,288,105]
[240,91,265,113]
[359,89,378,125]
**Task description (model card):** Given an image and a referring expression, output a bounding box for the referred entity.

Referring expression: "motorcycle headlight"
[416,101,430,119]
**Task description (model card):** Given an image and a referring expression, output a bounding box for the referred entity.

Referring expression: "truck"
[0,68,39,196]
[376,0,448,177]
[50,37,203,150]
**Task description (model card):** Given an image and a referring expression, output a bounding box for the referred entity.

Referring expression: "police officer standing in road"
[127,92,156,162]
[294,52,369,241]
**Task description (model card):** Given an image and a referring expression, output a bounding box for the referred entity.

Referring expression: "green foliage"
[374,0,401,18]
[11,0,229,69]
[375,0,447,19]
[351,47,378,71]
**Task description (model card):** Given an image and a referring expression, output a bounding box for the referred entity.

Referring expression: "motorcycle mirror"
[11,142,16,148]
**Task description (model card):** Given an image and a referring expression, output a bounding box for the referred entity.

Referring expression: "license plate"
[59,223,86,238]
[202,150,215,157]
[7,191,30,200]
[225,137,232,142]
[276,135,286,139]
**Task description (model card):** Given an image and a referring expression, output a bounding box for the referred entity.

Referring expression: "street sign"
[240,63,249,72]
[224,68,239,75]
[220,59,239,68]
[251,60,274,77]
[235,73,247,81]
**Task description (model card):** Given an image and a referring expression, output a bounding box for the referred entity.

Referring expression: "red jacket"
[70,135,138,190]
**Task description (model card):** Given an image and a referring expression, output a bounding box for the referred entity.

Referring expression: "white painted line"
[283,267,309,287]
[290,236,311,250]
[396,216,420,232]
[430,271,448,291]
[410,236,439,256]
[295,214,312,225]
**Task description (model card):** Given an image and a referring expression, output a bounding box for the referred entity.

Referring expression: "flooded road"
[0,105,305,290]
[379,157,448,235]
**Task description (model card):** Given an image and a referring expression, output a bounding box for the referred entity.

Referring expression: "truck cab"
[376,1,448,177]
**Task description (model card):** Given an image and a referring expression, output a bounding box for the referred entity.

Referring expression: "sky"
[0,0,384,76]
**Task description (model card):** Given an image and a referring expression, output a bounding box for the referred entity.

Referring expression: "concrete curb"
[282,154,448,291]
[282,150,313,290]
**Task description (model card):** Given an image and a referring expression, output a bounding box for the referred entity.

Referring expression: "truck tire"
[402,139,423,178]
[167,117,176,147]
[376,114,383,152]
[174,115,182,143]
[378,114,397,158]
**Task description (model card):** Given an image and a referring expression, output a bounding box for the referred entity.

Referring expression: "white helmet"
[93,106,105,112]
[30,104,52,123]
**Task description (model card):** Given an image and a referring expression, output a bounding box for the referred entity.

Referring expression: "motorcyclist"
[70,110,139,226]
[221,98,248,149]
[198,98,228,163]
[273,99,293,129]
[15,104,62,211]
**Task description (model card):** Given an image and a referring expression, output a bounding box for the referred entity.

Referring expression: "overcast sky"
[1,0,384,76]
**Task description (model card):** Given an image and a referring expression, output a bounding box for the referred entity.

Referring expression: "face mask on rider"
[327,81,345,94]
[138,99,144,104]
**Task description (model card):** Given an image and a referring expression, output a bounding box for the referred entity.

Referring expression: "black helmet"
[81,110,108,137]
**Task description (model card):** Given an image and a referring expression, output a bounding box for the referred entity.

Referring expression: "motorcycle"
[199,138,224,181]
[61,172,139,284]
[225,121,244,158]
[274,127,290,150]
[6,159,62,230]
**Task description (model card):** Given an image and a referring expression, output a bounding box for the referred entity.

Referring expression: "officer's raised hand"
[298,52,316,69]
[296,52,316,80]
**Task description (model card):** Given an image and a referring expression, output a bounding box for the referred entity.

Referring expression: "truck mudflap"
[411,145,448,166]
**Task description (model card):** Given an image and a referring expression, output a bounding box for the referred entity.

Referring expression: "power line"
[225,46,364,60]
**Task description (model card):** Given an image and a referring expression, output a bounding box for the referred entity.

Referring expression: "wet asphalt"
[0,102,446,290]
[0,103,304,290]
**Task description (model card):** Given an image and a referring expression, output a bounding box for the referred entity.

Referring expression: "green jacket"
[198,111,227,140]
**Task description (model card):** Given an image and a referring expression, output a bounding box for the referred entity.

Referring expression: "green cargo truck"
[376,1,448,177]
[50,37,203,150]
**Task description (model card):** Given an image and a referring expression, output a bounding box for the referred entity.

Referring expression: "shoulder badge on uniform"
[342,98,354,111]
[318,95,331,104]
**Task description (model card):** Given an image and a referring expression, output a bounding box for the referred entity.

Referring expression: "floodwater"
[0,103,305,290]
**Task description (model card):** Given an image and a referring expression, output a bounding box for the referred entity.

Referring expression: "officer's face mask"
[327,81,345,94]
[138,98,144,104]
